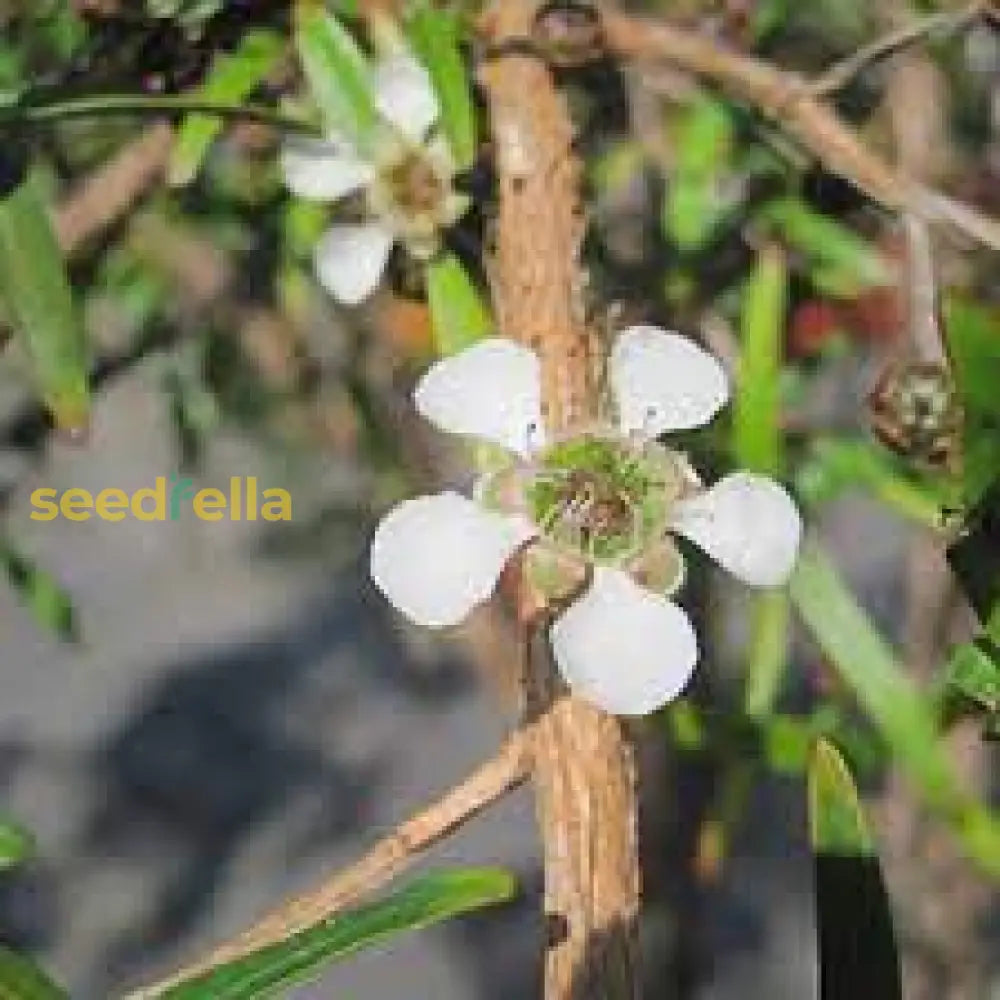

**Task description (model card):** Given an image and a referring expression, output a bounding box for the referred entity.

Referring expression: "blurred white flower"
[370,327,802,716]
[281,50,468,305]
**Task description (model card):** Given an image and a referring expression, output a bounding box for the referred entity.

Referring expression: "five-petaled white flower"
[370,327,803,716]
[281,48,468,305]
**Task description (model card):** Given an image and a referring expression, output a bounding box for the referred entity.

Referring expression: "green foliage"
[759,198,890,298]
[663,96,735,252]
[943,640,1000,715]
[947,478,1000,632]
[666,700,882,778]
[796,438,945,527]
[753,0,872,46]
[169,30,285,187]
[791,543,1000,877]
[2,2,86,81]
[809,740,901,1000]
[405,4,477,170]
[743,590,791,718]
[0,172,89,432]
[161,869,517,999]
[943,298,1000,506]
[0,820,34,872]
[735,246,789,717]
[762,712,816,774]
[0,947,67,1000]
[425,253,492,356]
[0,540,77,641]
[808,738,875,856]
[734,244,786,475]
[282,200,329,262]
[295,7,377,150]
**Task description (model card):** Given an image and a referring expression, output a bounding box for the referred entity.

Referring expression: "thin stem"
[603,9,1000,251]
[0,93,320,135]
[129,728,533,999]
[55,124,174,255]
[808,0,988,98]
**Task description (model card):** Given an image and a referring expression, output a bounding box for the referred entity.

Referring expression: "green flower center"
[525,434,687,565]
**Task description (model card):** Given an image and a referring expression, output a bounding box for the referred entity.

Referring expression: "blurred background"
[0,0,997,997]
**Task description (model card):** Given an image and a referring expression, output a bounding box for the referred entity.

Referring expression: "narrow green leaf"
[426,253,493,356]
[405,4,477,170]
[791,541,1000,877]
[735,243,786,474]
[295,7,376,150]
[943,298,1000,506]
[0,540,77,641]
[759,198,889,297]
[796,438,945,527]
[744,590,790,718]
[0,820,34,872]
[808,738,875,856]
[162,868,517,999]
[0,947,67,1000]
[947,477,1000,627]
[945,298,1000,420]
[809,740,901,1000]
[736,246,789,717]
[0,173,89,432]
[663,96,734,252]
[943,639,1000,712]
[169,30,285,187]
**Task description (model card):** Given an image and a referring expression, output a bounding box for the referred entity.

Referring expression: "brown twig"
[602,10,1000,251]
[53,122,173,256]
[808,0,987,99]
[479,3,641,997]
[128,728,532,998]
[884,52,952,367]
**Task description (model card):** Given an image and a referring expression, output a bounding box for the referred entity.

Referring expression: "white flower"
[370,327,803,716]
[281,50,468,305]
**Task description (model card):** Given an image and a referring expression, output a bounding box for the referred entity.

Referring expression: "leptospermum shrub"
[371,330,801,714]
[0,2,998,998]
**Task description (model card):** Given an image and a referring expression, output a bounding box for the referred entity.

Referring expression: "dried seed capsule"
[867,360,962,469]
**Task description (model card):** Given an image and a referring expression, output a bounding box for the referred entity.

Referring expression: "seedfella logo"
[30,476,291,522]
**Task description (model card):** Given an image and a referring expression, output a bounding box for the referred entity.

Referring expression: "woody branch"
[479,2,641,998]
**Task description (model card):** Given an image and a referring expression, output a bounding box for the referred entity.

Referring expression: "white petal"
[551,568,699,716]
[280,136,374,201]
[314,222,394,305]
[373,53,440,142]
[671,473,802,587]
[610,326,730,437]
[370,493,534,629]
[414,338,545,457]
